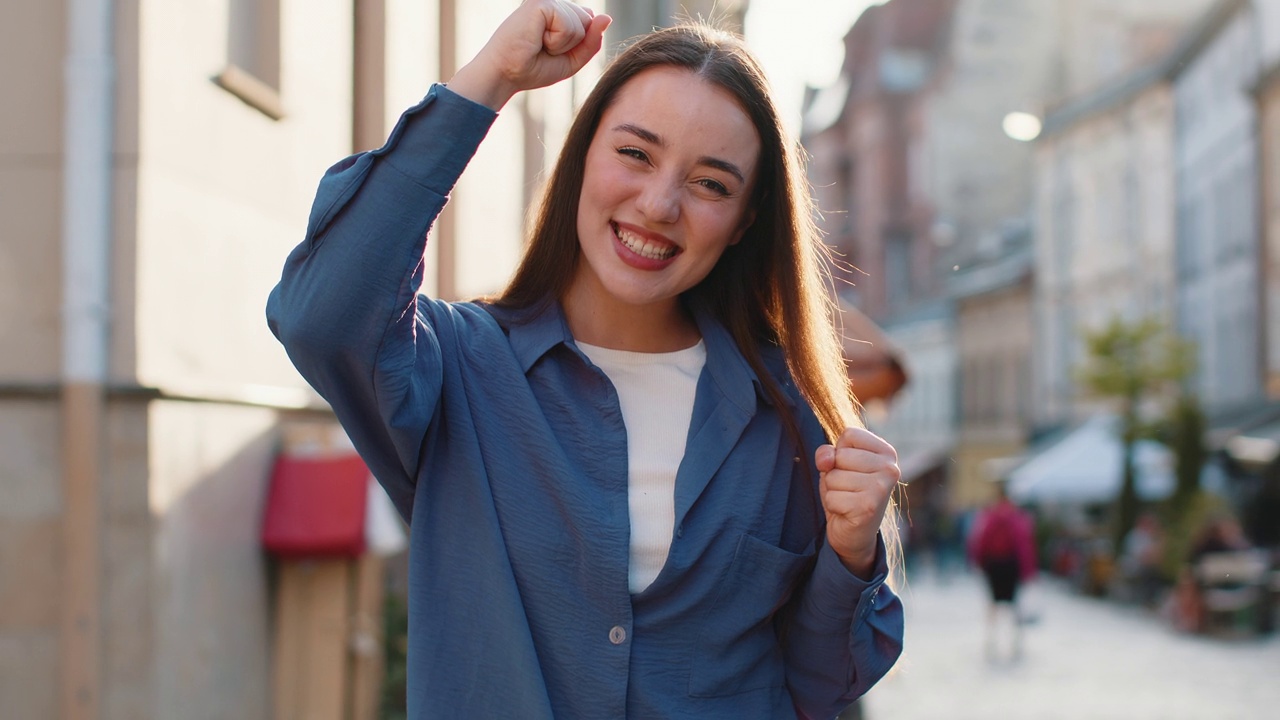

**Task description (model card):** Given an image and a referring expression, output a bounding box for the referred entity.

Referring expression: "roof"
[948,246,1034,301]
[1040,0,1249,138]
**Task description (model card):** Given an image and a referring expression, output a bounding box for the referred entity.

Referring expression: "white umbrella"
[1007,414,1174,504]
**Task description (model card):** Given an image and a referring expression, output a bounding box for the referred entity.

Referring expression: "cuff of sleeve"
[375,84,499,195]
[806,535,890,622]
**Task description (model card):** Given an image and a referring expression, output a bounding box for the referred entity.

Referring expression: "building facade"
[917,0,1059,511]
[802,0,957,324]
[1033,69,1183,426]
[923,0,1060,276]
[0,0,616,718]
[949,248,1035,510]
[1258,0,1280,400]
[1052,0,1222,98]
[1171,0,1266,416]
[1031,0,1216,428]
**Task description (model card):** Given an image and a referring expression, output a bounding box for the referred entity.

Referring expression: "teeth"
[616,226,677,260]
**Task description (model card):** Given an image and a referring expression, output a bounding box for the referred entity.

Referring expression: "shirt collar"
[486,299,573,374]
[488,296,791,410]
[691,302,775,414]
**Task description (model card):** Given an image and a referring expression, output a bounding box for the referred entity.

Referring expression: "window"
[216,0,284,119]
[884,232,912,312]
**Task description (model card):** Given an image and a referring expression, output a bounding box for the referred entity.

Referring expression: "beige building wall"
[1055,0,1215,98]
[134,0,354,396]
[1065,88,1178,330]
[2,0,605,718]
[0,401,62,718]
[954,280,1033,511]
[924,0,1060,260]
[451,1,604,299]
[1033,82,1178,426]
[1259,76,1280,398]
[0,0,64,382]
[1,2,75,718]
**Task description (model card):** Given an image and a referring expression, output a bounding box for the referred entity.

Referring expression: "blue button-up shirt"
[268,85,902,720]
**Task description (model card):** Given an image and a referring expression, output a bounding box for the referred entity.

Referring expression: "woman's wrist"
[831,537,878,580]
[447,59,518,112]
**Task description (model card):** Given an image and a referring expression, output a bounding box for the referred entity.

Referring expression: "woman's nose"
[636,177,680,224]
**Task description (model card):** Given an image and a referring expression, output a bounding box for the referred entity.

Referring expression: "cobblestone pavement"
[859,568,1280,720]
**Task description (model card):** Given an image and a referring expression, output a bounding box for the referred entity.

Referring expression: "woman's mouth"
[613,222,678,261]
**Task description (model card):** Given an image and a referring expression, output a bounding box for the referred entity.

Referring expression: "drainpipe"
[437,0,457,299]
[61,0,114,717]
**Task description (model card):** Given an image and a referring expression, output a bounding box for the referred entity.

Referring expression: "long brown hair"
[496,23,861,444]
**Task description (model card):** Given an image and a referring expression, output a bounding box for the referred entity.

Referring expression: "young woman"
[268,1,903,717]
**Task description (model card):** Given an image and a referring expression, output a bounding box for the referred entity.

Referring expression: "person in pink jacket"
[968,483,1036,660]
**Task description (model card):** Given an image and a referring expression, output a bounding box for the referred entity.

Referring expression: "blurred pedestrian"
[968,482,1037,660]
[1189,515,1251,561]
[267,1,904,717]
[1165,514,1255,633]
[1118,512,1165,607]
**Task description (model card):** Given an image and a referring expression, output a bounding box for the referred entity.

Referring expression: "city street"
[860,568,1280,720]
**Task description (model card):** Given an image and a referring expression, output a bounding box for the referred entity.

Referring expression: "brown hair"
[495,23,861,445]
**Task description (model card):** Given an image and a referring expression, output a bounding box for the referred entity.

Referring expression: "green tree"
[1166,393,1207,509]
[1076,317,1195,554]
[1154,391,1210,578]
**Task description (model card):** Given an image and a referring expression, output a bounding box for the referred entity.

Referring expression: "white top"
[577,339,707,593]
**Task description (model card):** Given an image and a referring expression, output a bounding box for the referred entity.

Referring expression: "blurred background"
[2,0,1279,718]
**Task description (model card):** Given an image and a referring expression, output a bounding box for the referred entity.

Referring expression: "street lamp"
[1002,111,1042,142]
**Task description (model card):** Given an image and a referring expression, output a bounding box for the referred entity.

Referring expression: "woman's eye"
[618,146,648,162]
[697,178,730,196]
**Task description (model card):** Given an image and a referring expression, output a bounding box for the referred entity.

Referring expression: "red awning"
[262,453,371,558]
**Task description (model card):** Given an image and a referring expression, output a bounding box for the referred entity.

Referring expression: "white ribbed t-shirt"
[577,339,706,594]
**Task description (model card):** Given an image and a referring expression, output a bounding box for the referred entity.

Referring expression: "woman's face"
[572,66,761,313]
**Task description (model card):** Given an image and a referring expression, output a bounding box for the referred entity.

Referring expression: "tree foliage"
[1076,316,1196,554]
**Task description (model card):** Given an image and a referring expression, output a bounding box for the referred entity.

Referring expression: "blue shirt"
[267,85,903,720]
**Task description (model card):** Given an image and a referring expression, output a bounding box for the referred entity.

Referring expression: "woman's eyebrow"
[611,123,746,185]
[613,123,664,146]
[698,157,746,185]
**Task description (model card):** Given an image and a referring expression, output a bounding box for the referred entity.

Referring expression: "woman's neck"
[561,283,701,353]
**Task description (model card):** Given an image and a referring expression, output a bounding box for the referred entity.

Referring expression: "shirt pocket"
[688,533,817,698]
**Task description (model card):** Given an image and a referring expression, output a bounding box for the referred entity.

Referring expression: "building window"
[216,0,285,119]
[884,232,911,312]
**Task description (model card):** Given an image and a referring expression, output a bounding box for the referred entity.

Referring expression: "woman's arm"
[265,87,498,517]
[782,538,903,719]
[266,1,610,517]
[781,427,905,718]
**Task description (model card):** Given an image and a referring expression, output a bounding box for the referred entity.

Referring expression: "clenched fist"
[449,0,611,110]
[816,427,900,579]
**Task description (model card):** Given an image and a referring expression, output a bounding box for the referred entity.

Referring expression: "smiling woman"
[266,2,903,718]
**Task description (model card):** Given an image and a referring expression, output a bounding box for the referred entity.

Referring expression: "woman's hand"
[816,427,900,579]
[448,0,611,110]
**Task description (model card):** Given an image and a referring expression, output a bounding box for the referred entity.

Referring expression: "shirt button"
[676,525,684,539]
[608,625,627,645]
